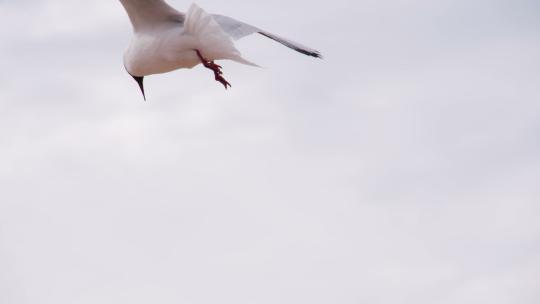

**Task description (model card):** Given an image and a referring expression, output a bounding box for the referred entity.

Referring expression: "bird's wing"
[212,14,322,58]
[119,0,185,32]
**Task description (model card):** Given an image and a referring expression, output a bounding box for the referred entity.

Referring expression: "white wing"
[119,0,185,32]
[212,14,322,58]
[118,0,321,57]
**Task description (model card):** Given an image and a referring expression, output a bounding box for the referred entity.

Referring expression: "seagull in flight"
[118,0,321,100]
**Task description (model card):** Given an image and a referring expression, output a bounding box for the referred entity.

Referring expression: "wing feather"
[212,14,322,58]
[119,0,184,32]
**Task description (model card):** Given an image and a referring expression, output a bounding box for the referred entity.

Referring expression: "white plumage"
[118,0,321,98]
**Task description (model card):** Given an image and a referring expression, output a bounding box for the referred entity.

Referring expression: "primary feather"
[212,14,322,58]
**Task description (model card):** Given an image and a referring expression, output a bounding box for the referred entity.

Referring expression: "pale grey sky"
[1,1,539,303]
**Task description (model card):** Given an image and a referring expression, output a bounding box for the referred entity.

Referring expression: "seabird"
[119,1,321,99]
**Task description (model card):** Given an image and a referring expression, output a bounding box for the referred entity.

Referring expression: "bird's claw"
[196,50,231,89]
[215,75,231,89]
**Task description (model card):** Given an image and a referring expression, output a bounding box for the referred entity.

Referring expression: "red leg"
[196,50,231,89]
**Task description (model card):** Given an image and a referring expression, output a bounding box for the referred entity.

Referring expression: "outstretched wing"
[119,0,185,32]
[212,14,322,58]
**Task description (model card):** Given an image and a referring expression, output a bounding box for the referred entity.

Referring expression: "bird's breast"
[123,31,201,76]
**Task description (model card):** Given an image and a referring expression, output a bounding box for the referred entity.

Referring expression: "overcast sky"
[1,0,539,303]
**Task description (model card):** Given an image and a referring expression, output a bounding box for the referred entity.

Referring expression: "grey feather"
[212,14,322,58]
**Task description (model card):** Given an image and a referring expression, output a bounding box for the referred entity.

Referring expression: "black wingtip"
[258,31,322,59]
[310,51,323,59]
[296,48,323,58]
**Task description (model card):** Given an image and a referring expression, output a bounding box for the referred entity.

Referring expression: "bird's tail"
[184,3,258,66]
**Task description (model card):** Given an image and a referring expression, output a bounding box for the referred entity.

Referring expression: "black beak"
[132,75,146,101]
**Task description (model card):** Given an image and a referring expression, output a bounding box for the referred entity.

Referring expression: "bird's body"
[124,29,199,76]
[118,0,321,98]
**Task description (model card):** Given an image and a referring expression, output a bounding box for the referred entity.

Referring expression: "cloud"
[0,1,539,303]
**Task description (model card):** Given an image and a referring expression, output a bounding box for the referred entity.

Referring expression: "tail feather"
[184,4,257,66]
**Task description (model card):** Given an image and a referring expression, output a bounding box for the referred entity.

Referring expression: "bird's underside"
[119,0,321,98]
